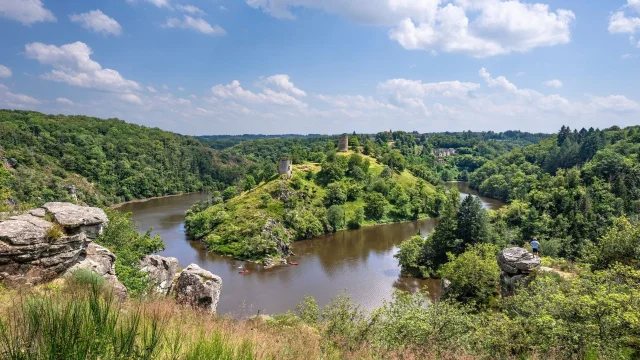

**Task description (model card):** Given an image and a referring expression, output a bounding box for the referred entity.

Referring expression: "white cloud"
[609,11,640,34]
[211,79,307,107]
[543,79,563,88]
[25,41,141,93]
[163,16,226,35]
[147,85,157,93]
[378,78,480,98]
[120,93,143,105]
[178,86,185,92]
[0,84,40,108]
[70,10,122,36]
[479,67,531,96]
[126,0,171,8]
[0,0,56,25]
[589,95,640,112]
[609,1,640,49]
[56,97,73,105]
[0,65,11,78]
[248,0,575,57]
[162,84,169,90]
[262,74,307,97]
[220,6,228,11]
[176,4,206,15]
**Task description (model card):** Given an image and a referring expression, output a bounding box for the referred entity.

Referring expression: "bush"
[96,209,164,297]
[325,182,346,206]
[347,207,365,229]
[439,243,500,310]
[327,205,345,231]
[394,235,430,278]
[45,223,64,242]
[364,193,387,220]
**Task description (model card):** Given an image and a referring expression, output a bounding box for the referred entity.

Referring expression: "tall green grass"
[0,276,255,360]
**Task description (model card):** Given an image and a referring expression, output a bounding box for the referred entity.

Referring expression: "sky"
[0,0,639,135]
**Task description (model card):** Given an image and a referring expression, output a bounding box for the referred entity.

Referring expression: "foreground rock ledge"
[175,263,222,313]
[0,202,124,296]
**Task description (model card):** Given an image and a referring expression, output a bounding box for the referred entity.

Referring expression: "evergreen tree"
[456,195,489,247]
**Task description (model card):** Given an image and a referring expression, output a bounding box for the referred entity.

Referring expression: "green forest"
[0,110,251,210]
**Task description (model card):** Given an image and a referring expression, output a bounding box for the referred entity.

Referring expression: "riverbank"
[111,191,202,209]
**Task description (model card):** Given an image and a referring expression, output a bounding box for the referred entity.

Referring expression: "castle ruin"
[278,159,292,178]
[338,134,349,152]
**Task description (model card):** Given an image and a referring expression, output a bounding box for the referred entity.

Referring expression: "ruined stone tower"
[278,159,292,178]
[338,134,349,152]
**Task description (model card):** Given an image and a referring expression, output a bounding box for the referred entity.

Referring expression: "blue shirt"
[531,240,540,249]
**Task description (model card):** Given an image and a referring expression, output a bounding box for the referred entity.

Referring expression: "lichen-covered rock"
[0,203,115,290]
[498,247,540,297]
[498,247,540,275]
[174,264,222,313]
[140,255,179,295]
[41,202,107,239]
[65,243,127,299]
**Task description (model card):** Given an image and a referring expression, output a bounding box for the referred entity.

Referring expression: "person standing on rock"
[530,237,540,257]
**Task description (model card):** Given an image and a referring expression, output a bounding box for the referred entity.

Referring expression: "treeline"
[466,125,640,259]
[0,110,250,209]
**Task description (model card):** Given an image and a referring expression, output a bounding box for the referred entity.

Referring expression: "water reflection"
[117,182,502,315]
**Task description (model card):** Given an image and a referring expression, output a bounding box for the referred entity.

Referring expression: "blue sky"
[0,0,639,135]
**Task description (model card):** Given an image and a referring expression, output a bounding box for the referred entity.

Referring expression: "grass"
[45,223,64,242]
[0,277,322,360]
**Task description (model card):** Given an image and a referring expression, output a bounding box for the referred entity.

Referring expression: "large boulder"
[0,203,118,292]
[65,243,127,299]
[497,247,540,296]
[174,264,222,313]
[140,255,179,295]
[498,247,541,275]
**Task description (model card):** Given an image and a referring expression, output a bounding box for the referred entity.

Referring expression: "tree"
[365,192,388,219]
[243,175,256,191]
[222,186,238,201]
[348,207,365,229]
[325,182,347,205]
[456,195,489,246]
[429,198,459,268]
[327,205,346,231]
[439,243,500,310]
[394,235,429,278]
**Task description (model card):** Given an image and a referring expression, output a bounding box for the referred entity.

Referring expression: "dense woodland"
[0,110,251,210]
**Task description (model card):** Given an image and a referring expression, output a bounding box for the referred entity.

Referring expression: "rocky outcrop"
[65,243,127,299]
[262,218,290,257]
[174,263,222,313]
[41,202,107,240]
[498,247,540,297]
[0,202,116,290]
[140,254,179,295]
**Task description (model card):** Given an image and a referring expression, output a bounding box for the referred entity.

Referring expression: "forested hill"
[0,110,248,210]
[469,125,640,259]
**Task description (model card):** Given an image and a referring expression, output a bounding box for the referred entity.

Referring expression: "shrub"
[96,209,164,297]
[364,193,387,220]
[439,243,500,310]
[347,207,365,229]
[325,182,346,206]
[45,223,64,242]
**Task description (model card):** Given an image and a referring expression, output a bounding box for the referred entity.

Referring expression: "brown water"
[117,182,503,315]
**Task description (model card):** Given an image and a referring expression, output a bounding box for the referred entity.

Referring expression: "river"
[116,182,504,316]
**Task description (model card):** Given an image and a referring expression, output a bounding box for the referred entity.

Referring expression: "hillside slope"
[0,110,249,210]
[185,152,442,262]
